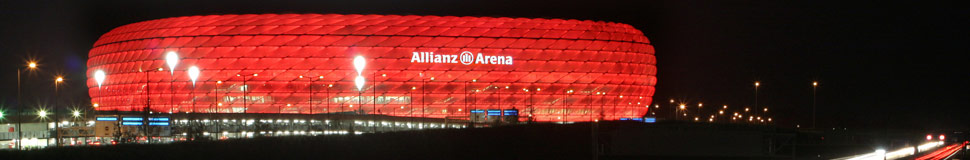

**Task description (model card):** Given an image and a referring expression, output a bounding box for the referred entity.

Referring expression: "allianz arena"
[86,14,656,122]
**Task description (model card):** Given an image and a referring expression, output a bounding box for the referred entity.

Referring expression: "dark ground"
[3,122,962,160]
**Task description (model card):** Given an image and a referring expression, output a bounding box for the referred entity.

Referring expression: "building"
[87,14,656,122]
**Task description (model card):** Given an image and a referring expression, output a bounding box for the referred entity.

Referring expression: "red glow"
[928,134,934,140]
[87,14,656,121]
[916,142,966,160]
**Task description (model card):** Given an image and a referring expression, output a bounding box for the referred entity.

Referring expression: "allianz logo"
[410,51,513,65]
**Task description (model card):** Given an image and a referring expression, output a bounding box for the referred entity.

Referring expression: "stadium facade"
[87,14,656,122]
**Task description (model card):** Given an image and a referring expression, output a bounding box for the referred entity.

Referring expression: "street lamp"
[236,73,257,113]
[812,81,818,129]
[54,76,64,147]
[16,61,38,149]
[353,55,366,115]
[187,66,200,112]
[93,70,106,113]
[165,51,180,114]
[754,81,760,115]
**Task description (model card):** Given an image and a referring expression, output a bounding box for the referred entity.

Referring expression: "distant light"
[813,81,818,86]
[72,110,81,117]
[55,77,64,82]
[755,82,760,87]
[93,103,99,107]
[28,62,37,68]
[939,135,945,140]
[38,110,48,118]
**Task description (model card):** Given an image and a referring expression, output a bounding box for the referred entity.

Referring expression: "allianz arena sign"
[410,51,513,65]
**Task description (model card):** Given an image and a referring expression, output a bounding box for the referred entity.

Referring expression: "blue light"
[148,122,170,126]
[619,118,630,121]
[122,117,143,121]
[503,110,518,116]
[644,117,657,123]
[148,117,170,121]
[96,117,118,121]
[632,118,644,122]
[487,109,501,116]
[121,122,143,126]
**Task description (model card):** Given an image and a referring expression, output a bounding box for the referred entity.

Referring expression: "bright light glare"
[28,62,37,68]
[843,141,943,160]
[187,66,200,86]
[94,70,106,88]
[355,76,365,91]
[353,55,366,74]
[72,110,81,117]
[165,51,179,75]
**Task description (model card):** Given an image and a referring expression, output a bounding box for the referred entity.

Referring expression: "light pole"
[215,80,222,113]
[353,55,366,115]
[94,70,106,112]
[38,109,48,147]
[54,76,63,147]
[16,61,38,149]
[236,73,256,113]
[308,76,324,114]
[754,81,760,117]
[812,81,818,129]
[165,51,179,114]
[563,89,573,123]
[188,66,200,113]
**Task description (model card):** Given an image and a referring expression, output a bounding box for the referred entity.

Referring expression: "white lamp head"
[165,51,179,74]
[187,66,200,86]
[355,76,365,91]
[353,55,366,74]
[94,70,106,88]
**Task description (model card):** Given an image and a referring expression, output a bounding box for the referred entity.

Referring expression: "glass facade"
[88,14,656,122]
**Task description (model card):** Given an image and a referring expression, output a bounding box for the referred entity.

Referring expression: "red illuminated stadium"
[86,14,656,122]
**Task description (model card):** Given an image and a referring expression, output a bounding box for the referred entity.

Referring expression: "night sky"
[1,0,967,130]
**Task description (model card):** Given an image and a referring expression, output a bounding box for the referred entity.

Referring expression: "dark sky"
[1,0,967,130]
